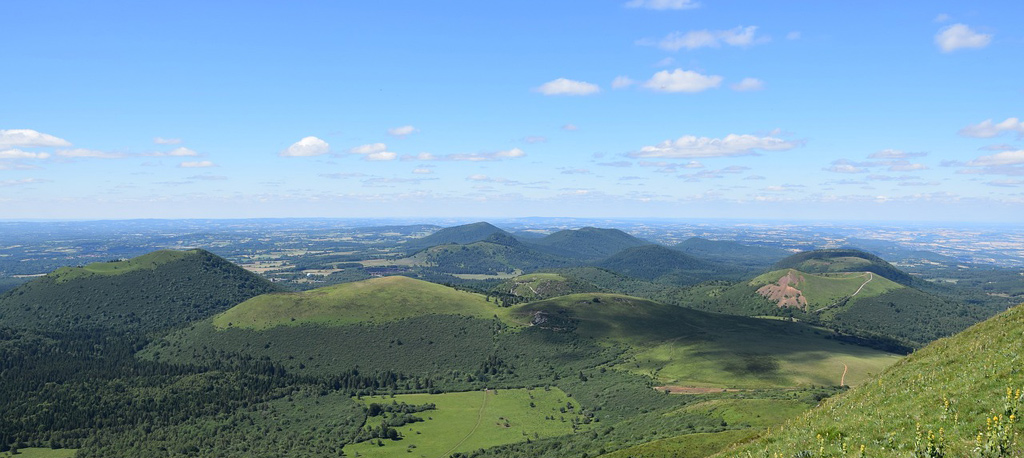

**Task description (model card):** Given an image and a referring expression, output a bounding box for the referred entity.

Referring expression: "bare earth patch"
[756,269,807,309]
[656,386,743,394]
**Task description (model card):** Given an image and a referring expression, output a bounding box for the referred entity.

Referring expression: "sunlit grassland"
[0,449,77,458]
[49,249,193,282]
[345,388,589,458]
[720,302,1024,457]
[512,294,901,389]
[213,276,515,330]
[750,269,903,309]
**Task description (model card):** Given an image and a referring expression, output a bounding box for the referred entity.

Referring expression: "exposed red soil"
[756,269,807,310]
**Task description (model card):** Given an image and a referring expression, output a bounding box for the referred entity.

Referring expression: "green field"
[599,430,757,458]
[213,276,514,330]
[512,294,901,389]
[0,449,77,458]
[345,388,589,457]
[48,250,192,282]
[750,268,904,310]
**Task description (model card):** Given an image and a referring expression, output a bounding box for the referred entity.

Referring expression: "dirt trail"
[840,363,849,386]
[813,272,873,313]
[439,390,489,458]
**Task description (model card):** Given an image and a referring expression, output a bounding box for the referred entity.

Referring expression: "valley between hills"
[1,220,1022,457]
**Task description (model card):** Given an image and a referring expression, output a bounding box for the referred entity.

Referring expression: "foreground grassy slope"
[719,302,1024,457]
[213,275,509,330]
[0,249,277,332]
[511,294,900,389]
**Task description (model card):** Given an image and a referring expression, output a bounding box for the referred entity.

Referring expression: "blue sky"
[2,1,1023,221]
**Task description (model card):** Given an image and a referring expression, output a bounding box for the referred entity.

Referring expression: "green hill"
[213,275,509,330]
[417,236,574,275]
[403,221,509,253]
[683,263,981,347]
[511,293,900,389]
[495,272,605,301]
[718,301,1024,457]
[674,237,791,270]
[774,248,914,285]
[0,249,277,332]
[529,227,649,260]
[596,245,742,285]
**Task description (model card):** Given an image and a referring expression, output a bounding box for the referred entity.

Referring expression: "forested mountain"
[673,237,791,270]
[596,244,743,285]
[417,234,575,274]
[527,227,649,260]
[722,300,1024,457]
[0,249,277,332]
[402,221,510,253]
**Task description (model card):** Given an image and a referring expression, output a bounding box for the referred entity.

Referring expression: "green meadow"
[0,449,77,458]
[48,250,193,282]
[750,269,904,309]
[345,388,589,457]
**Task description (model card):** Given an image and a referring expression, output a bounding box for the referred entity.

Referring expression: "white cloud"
[179,160,215,168]
[0,149,50,159]
[647,26,762,51]
[731,77,764,91]
[281,136,330,157]
[535,78,600,96]
[350,143,388,155]
[967,150,1024,167]
[412,168,433,174]
[869,149,928,159]
[786,31,801,40]
[644,69,722,93]
[562,124,579,131]
[611,76,636,89]
[624,0,699,10]
[888,162,928,172]
[684,161,704,168]
[366,152,398,161]
[387,125,418,137]
[0,178,50,187]
[958,118,1024,138]
[56,148,123,159]
[0,129,71,148]
[523,136,547,144]
[629,133,801,158]
[154,137,182,145]
[826,162,867,174]
[935,24,992,52]
[401,148,525,162]
[934,13,951,23]
[166,147,199,157]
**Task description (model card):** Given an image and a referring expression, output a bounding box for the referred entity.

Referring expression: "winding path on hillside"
[813,272,874,313]
[840,363,848,387]
[439,389,489,458]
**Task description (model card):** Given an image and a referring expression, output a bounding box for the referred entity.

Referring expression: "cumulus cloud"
[624,0,699,10]
[644,69,722,93]
[0,129,71,148]
[147,147,200,157]
[387,125,418,137]
[56,148,123,159]
[154,137,182,145]
[350,143,387,155]
[611,76,636,89]
[644,26,762,51]
[0,149,50,159]
[535,78,600,96]
[629,133,801,159]
[958,118,1024,138]
[412,168,433,174]
[366,152,398,161]
[731,77,764,91]
[967,150,1024,167]
[281,136,330,157]
[825,160,867,174]
[179,161,215,168]
[935,24,992,52]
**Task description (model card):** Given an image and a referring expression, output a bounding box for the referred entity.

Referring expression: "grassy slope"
[718,302,1024,457]
[496,273,604,301]
[47,250,191,282]
[0,449,77,458]
[345,388,588,457]
[750,269,904,310]
[213,275,511,330]
[511,294,900,389]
